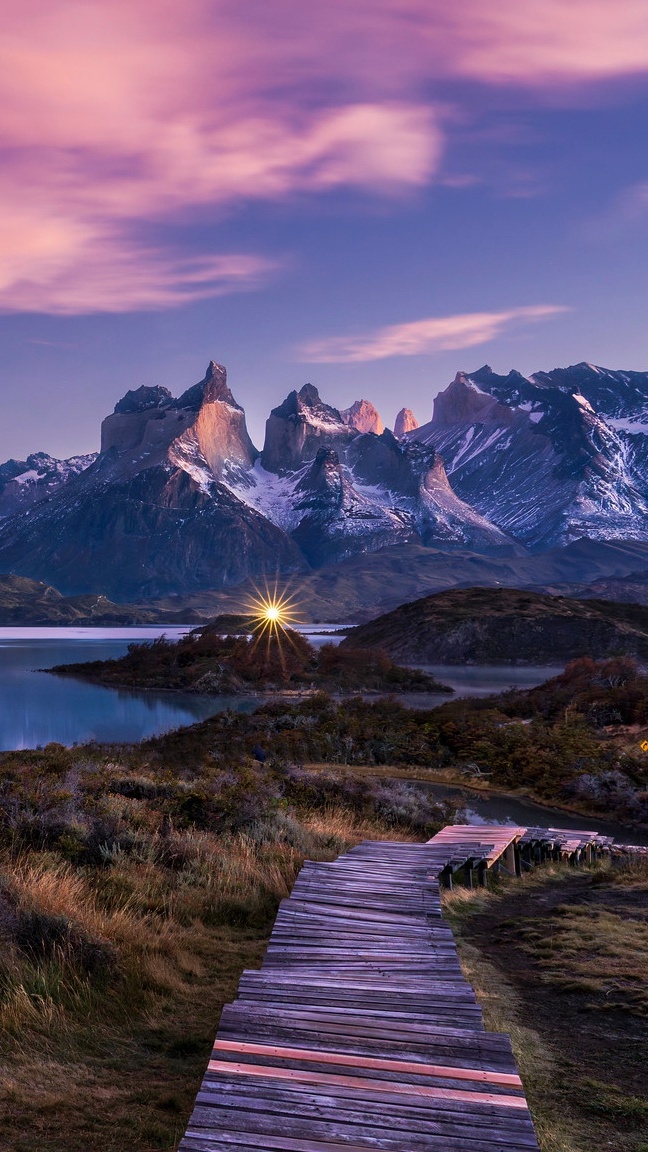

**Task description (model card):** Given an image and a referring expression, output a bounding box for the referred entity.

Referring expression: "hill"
[139,538,648,624]
[342,587,648,663]
[6,539,648,625]
[0,574,191,626]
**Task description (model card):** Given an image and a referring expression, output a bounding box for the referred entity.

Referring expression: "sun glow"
[244,586,304,677]
[246,585,302,640]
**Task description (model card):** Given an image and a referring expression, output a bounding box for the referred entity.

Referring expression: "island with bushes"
[48,622,453,695]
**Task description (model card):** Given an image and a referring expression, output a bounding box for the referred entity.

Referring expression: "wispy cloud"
[1,1,648,312]
[297,305,569,362]
[0,230,277,315]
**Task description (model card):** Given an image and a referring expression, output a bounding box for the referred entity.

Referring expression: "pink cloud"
[1,1,647,312]
[297,306,569,362]
[0,232,276,314]
[450,2,648,84]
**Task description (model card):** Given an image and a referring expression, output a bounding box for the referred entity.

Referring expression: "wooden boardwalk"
[177,822,645,1150]
[179,828,549,1152]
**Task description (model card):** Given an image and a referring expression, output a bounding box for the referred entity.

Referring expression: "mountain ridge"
[410,362,648,548]
[2,358,648,599]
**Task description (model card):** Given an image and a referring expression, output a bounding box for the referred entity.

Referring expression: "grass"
[444,859,648,1152]
[0,781,419,1152]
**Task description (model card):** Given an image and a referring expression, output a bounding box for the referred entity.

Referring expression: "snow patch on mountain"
[0,452,97,518]
[223,460,308,530]
[606,416,648,434]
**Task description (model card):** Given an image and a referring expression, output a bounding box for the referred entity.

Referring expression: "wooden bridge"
[178,824,641,1152]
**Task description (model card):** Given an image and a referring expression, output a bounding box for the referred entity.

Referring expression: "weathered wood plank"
[193,1084,538,1139]
[210,1039,522,1086]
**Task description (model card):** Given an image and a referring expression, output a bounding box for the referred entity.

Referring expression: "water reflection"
[0,627,224,750]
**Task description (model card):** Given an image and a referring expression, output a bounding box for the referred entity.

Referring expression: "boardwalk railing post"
[503,840,517,876]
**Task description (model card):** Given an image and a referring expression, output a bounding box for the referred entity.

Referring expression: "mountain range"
[2,359,648,601]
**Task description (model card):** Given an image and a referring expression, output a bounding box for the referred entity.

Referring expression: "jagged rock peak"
[175,361,242,411]
[394,408,418,437]
[101,360,254,465]
[297,382,322,407]
[340,399,384,435]
[112,363,241,420]
[114,385,173,415]
[431,371,512,428]
[347,430,436,499]
[201,360,241,408]
[262,383,352,473]
[271,383,343,424]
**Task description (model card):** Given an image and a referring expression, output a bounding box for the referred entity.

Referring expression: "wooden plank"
[193,1083,539,1139]
[211,1039,522,1086]
[206,1060,531,1108]
[188,1105,538,1150]
[201,1074,538,1123]
[218,1014,515,1062]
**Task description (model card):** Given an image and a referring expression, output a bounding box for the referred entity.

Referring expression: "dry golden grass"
[520,903,648,1008]
[298,805,420,843]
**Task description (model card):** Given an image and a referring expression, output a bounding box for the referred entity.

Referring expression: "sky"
[2,0,648,458]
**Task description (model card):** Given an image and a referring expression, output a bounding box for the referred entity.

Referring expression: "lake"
[0,627,229,749]
[0,626,565,751]
[0,624,362,750]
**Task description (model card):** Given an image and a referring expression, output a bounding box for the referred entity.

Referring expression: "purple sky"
[2,0,648,458]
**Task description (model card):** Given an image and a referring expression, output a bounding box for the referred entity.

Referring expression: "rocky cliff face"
[340,399,384,435]
[0,363,303,597]
[290,446,416,566]
[410,363,648,549]
[260,384,354,473]
[394,408,418,437]
[101,360,258,485]
[344,431,515,551]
